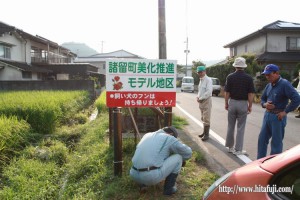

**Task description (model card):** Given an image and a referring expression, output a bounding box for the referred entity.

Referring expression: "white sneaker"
[228,147,235,153]
[233,150,247,155]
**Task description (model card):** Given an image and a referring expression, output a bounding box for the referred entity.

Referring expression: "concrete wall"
[0,80,95,98]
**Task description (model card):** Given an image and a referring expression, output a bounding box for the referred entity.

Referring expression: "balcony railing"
[31,56,72,64]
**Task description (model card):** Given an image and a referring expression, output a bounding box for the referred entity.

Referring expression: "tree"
[199,54,264,86]
[177,64,185,74]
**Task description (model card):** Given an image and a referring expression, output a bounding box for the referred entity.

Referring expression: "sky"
[2,0,300,65]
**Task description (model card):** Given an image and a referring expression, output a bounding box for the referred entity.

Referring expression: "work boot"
[201,126,210,141]
[163,173,178,195]
[139,184,147,194]
[198,129,205,138]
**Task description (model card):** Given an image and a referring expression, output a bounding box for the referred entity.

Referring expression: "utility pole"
[158,0,167,59]
[101,41,105,53]
[158,0,172,127]
[184,0,189,76]
[184,37,190,76]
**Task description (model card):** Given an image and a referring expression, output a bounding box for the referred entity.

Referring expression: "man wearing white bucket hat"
[224,57,255,155]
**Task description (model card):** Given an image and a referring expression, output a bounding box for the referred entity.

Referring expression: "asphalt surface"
[173,105,246,176]
[174,90,300,177]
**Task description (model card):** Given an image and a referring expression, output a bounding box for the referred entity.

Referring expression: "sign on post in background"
[106,59,177,107]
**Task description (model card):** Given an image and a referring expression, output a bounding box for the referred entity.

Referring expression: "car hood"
[260,144,300,174]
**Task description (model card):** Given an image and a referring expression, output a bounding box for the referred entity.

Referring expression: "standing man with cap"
[196,66,213,141]
[292,69,300,118]
[257,64,300,159]
[129,126,192,196]
[224,57,255,155]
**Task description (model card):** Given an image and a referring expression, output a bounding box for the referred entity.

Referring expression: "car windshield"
[212,79,219,85]
[183,79,193,83]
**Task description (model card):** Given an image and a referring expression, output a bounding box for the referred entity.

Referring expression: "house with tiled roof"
[0,21,99,81]
[224,20,300,77]
[75,49,145,75]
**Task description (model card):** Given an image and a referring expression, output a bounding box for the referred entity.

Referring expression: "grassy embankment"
[0,90,218,199]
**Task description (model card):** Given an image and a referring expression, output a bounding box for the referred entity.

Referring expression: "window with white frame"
[0,44,11,59]
[287,37,300,50]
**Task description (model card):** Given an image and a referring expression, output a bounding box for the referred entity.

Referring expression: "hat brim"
[262,70,272,75]
[233,64,247,68]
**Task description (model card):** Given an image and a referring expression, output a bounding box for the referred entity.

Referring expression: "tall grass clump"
[0,91,91,134]
[0,158,62,199]
[95,90,108,113]
[0,115,31,168]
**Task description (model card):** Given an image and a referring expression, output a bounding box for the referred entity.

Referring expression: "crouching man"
[129,126,192,195]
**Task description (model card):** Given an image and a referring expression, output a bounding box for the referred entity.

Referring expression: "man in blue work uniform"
[129,126,192,195]
[257,64,300,159]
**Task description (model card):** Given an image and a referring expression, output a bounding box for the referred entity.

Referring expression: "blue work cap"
[262,64,279,75]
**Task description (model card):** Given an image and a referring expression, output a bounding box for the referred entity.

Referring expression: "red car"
[203,144,300,200]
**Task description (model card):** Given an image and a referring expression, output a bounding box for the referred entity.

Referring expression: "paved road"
[174,91,300,175]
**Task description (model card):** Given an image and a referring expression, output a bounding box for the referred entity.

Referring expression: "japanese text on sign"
[108,61,175,74]
[106,59,177,107]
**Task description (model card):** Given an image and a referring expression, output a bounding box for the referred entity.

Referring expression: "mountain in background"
[61,42,98,57]
[61,42,226,65]
[204,59,226,67]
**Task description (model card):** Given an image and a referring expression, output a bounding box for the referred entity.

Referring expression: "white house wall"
[234,32,300,56]
[267,33,286,52]
[75,57,106,74]
[0,66,40,80]
[1,33,31,63]
[267,32,300,52]
[235,35,266,56]
[0,66,22,80]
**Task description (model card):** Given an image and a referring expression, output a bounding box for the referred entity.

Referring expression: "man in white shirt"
[196,66,213,141]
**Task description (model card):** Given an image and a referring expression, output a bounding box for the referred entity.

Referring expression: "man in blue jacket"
[130,126,192,195]
[257,64,300,159]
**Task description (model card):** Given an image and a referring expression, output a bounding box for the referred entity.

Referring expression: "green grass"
[0,115,32,168]
[172,114,189,129]
[0,90,91,134]
[0,92,219,199]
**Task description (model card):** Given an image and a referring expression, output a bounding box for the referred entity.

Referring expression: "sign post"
[106,59,177,176]
[113,107,122,176]
[106,59,177,108]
